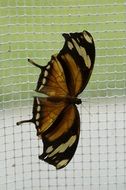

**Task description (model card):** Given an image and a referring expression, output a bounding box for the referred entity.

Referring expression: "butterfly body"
[17,30,95,169]
[46,96,82,105]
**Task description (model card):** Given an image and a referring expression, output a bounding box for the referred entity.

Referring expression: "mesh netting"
[0,1,126,190]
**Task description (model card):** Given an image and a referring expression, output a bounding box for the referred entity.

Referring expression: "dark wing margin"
[39,104,80,169]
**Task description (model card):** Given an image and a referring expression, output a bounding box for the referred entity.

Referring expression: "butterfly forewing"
[58,30,95,96]
[59,53,83,96]
[36,55,69,96]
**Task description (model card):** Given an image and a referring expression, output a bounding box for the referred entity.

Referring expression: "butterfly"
[17,30,95,169]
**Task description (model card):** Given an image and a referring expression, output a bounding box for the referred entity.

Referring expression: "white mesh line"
[0,3,125,8]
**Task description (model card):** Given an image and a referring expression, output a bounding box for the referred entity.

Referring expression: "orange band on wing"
[46,105,77,141]
[61,53,83,96]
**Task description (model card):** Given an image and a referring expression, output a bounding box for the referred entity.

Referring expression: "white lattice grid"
[0,1,126,190]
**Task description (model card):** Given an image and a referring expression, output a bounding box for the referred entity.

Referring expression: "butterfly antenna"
[16,119,33,126]
[28,58,42,69]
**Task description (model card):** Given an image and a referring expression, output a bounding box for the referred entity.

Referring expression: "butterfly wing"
[34,97,80,169]
[58,30,95,96]
[31,97,67,137]
[30,30,95,97]
[34,55,69,96]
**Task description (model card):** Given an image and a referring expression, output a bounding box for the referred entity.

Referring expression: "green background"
[0,0,125,109]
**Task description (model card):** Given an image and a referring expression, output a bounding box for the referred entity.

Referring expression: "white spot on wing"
[68,41,73,50]
[36,121,39,126]
[56,159,69,169]
[68,135,77,147]
[36,113,40,120]
[83,31,92,43]
[46,64,50,70]
[44,70,48,77]
[86,55,91,69]
[72,39,91,68]
[42,78,46,85]
[48,135,77,158]
[37,106,41,112]
[36,97,40,105]
[46,146,53,153]
[38,84,44,91]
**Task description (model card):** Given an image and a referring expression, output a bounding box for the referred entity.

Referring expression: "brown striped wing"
[32,97,67,137]
[32,97,80,169]
[34,31,95,98]
[58,30,95,96]
[35,55,69,96]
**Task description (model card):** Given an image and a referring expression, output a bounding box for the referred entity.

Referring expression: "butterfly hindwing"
[39,103,80,169]
[30,96,80,169]
[32,97,67,136]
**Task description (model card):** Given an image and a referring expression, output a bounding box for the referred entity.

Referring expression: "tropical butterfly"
[17,30,95,169]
